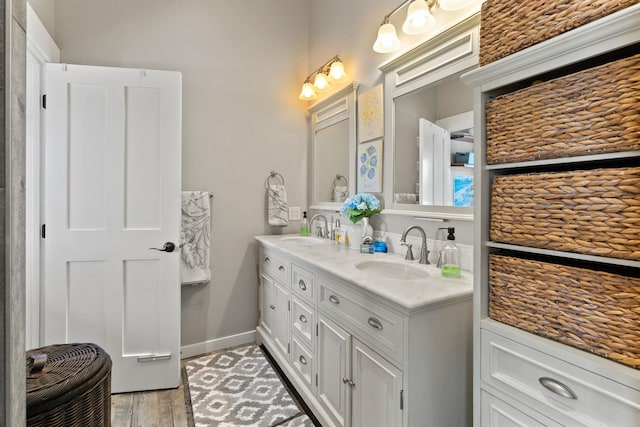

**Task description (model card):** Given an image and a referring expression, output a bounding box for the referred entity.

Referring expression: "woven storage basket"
[26,343,112,427]
[479,0,638,66]
[485,52,640,165]
[490,166,640,260]
[489,254,640,369]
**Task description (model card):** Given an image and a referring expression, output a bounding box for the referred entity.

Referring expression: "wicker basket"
[490,167,640,260]
[485,52,640,165]
[26,343,112,427]
[489,254,640,369]
[479,0,638,66]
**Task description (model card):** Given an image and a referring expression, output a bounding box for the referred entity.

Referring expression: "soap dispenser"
[441,227,461,278]
[300,211,310,236]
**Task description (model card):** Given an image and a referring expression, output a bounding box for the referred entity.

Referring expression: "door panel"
[318,314,351,427]
[351,338,403,427]
[43,64,181,392]
[273,280,290,358]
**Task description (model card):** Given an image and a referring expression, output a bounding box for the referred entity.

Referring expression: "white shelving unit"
[463,5,640,426]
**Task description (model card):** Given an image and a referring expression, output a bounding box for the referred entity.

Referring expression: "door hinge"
[316,323,318,336]
[287,342,290,354]
[41,224,46,239]
[42,94,46,109]
[400,389,404,410]
[316,373,318,386]
[288,300,290,311]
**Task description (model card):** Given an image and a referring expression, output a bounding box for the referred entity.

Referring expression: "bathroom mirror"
[380,14,479,220]
[309,82,358,210]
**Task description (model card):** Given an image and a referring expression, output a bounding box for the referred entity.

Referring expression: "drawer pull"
[279,265,285,272]
[329,295,340,305]
[299,280,307,291]
[299,314,307,323]
[270,304,275,310]
[539,377,577,400]
[368,317,383,330]
[264,257,270,263]
[299,355,307,365]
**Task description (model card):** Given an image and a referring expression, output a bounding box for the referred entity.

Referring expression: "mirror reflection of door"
[393,74,473,207]
[315,118,350,203]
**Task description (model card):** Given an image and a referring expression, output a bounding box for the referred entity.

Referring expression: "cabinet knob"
[368,316,383,330]
[264,257,270,263]
[539,377,577,400]
[329,295,340,305]
[299,280,307,291]
[270,304,275,310]
[299,355,307,365]
[299,314,307,323]
[279,265,285,272]
[342,377,356,387]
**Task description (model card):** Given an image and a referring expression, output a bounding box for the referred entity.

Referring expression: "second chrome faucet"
[400,225,430,264]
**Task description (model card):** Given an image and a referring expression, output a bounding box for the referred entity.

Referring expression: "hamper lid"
[26,343,111,415]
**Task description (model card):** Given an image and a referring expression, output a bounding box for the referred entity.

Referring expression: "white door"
[318,314,351,427]
[419,118,450,205]
[259,274,275,337]
[351,338,403,427]
[42,63,182,393]
[273,280,290,358]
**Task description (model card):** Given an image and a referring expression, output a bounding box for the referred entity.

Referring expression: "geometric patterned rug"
[185,344,312,426]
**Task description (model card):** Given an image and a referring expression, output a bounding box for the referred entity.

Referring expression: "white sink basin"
[279,236,330,247]
[355,260,429,281]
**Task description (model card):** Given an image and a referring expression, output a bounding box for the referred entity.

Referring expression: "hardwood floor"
[111,383,190,427]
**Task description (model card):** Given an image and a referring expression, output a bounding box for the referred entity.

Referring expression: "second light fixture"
[373,0,476,53]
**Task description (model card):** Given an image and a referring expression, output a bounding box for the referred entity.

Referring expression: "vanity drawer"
[291,296,315,348]
[481,329,640,427]
[319,277,403,364]
[291,335,315,393]
[292,263,315,304]
[259,248,288,285]
[481,390,561,427]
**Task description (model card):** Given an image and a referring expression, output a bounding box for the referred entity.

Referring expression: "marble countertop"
[255,234,473,312]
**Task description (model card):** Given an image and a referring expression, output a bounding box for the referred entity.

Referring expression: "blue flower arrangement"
[342,193,381,224]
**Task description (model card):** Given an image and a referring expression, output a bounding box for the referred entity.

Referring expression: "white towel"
[180,191,211,285]
[332,186,348,203]
[268,184,289,226]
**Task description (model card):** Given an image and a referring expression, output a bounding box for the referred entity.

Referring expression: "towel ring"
[266,171,285,188]
[333,174,348,189]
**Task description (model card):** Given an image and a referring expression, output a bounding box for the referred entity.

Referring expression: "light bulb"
[402,0,434,35]
[298,82,317,100]
[438,0,476,11]
[328,60,347,82]
[373,23,401,53]
[313,72,330,91]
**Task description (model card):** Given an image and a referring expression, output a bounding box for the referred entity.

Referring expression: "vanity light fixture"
[299,55,348,101]
[373,0,476,53]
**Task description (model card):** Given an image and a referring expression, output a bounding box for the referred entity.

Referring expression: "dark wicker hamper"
[26,343,112,427]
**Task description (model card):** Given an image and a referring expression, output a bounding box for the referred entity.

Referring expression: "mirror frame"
[379,13,480,221]
[309,82,359,211]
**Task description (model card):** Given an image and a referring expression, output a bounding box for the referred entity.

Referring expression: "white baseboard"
[180,330,256,359]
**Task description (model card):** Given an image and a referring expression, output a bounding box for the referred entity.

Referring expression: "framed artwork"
[357,139,383,193]
[358,84,384,142]
[452,170,473,207]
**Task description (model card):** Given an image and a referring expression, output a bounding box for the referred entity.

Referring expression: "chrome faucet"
[400,225,430,264]
[310,214,329,239]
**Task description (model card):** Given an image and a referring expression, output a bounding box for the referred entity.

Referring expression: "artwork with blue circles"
[357,139,383,193]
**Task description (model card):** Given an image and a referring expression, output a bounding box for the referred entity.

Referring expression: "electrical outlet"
[289,207,301,220]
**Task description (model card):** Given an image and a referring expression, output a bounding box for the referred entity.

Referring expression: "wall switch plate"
[289,207,301,220]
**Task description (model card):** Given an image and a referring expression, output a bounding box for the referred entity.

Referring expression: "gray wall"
[53,0,310,347]
[3,0,27,424]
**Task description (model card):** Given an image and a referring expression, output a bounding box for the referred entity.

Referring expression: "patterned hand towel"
[181,191,211,285]
[268,184,289,227]
[332,186,348,203]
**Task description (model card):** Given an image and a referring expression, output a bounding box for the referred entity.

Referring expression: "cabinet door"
[318,314,351,427]
[272,280,290,358]
[351,338,403,427]
[259,274,274,336]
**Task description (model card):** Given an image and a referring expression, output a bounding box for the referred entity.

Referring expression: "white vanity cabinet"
[462,5,640,426]
[255,237,473,427]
